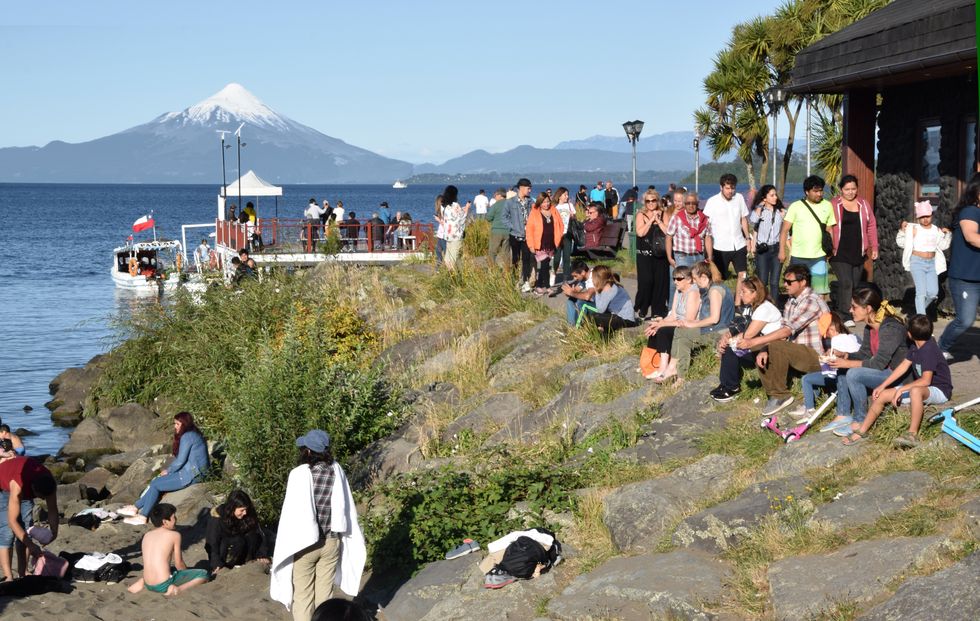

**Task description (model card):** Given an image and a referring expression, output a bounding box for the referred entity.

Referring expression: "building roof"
[788,0,975,93]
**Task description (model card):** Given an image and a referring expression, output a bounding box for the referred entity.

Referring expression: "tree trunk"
[780,100,803,196]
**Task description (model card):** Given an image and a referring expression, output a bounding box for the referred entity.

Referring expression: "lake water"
[0,181,802,455]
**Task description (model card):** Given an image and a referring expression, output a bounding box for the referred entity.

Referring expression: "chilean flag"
[132,215,155,233]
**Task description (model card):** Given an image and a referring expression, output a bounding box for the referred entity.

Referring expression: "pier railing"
[216,218,435,255]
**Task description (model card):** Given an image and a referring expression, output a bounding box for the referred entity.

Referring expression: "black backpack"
[496,528,562,579]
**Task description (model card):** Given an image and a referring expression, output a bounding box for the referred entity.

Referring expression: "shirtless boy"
[127,503,208,596]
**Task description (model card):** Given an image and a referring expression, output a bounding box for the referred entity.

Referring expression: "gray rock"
[57,482,86,504]
[162,483,216,530]
[548,550,730,620]
[603,454,739,553]
[418,569,563,621]
[961,497,980,540]
[672,477,807,553]
[99,402,169,449]
[46,356,106,424]
[811,471,934,530]
[108,454,168,503]
[422,312,538,379]
[14,428,37,437]
[859,551,980,621]
[768,536,952,621]
[489,317,565,387]
[77,467,118,500]
[765,427,867,477]
[615,377,736,464]
[61,418,115,457]
[350,436,425,486]
[443,392,529,442]
[94,448,157,474]
[378,330,453,370]
[381,556,474,621]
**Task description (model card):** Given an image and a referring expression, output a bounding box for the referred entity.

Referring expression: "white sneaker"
[794,408,817,425]
[844,319,856,328]
[521,282,532,293]
[942,351,954,362]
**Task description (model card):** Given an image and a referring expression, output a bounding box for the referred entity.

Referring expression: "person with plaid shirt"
[666,191,713,309]
[730,264,829,417]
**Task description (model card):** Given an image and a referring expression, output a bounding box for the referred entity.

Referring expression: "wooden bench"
[572,220,626,260]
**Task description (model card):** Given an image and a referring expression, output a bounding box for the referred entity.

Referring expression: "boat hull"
[111,269,179,292]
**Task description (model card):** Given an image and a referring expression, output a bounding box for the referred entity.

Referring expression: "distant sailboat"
[392,180,408,189]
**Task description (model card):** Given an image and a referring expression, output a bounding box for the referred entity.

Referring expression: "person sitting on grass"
[127,503,209,597]
[561,260,596,325]
[787,312,860,423]
[581,266,638,335]
[710,275,783,402]
[659,260,734,385]
[843,314,953,448]
[644,265,701,381]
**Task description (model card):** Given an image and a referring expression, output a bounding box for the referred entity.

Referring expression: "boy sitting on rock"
[842,314,952,449]
[127,503,208,597]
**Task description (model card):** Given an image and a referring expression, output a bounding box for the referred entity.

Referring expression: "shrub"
[463,218,490,257]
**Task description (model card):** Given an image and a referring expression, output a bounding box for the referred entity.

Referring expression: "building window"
[963,117,977,186]
[917,119,941,199]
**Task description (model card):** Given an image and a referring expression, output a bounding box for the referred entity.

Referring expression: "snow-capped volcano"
[0,83,412,183]
[161,83,290,130]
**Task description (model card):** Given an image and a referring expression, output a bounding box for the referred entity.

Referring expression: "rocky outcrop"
[98,402,170,449]
[603,454,739,553]
[442,392,529,442]
[60,418,114,457]
[768,536,952,621]
[810,471,935,530]
[672,477,807,553]
[107,454,169,503]
[860,551,980,621]
[548,550,730,621]
[381,556,475,621]
[764,427,867,477]
[46,354,107,426]
[489,316,565,388]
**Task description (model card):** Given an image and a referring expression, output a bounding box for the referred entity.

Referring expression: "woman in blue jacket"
[120,411,210,525]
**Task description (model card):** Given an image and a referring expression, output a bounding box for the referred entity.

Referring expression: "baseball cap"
[296,429,330,452]
[517,178,532,188]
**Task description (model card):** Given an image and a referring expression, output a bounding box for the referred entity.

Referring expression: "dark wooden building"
[788,0,977,300]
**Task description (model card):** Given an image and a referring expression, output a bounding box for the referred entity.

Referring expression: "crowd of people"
[482,169,975,447]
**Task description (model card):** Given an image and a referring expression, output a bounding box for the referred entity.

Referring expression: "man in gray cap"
[270,430,365,621]
[505,178,534,291]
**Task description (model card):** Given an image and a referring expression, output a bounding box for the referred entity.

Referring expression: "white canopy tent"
[218,170,283,220]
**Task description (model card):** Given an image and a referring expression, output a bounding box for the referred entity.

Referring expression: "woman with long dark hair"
[748,184,785,302]
[440,185,470,269]
[634,188,670,319]
[830,175,879,322]
[206,489,269,574]
[119,412,210,525]
[938,172,980,358]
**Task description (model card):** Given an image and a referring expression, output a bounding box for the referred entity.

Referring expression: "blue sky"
[2,1,790,164]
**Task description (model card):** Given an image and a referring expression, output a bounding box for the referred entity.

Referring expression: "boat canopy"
[219,170,283,220]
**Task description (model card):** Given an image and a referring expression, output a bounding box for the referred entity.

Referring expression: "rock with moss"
[603,454,739,553]
[809,471,935,530]
[860,550,980,621]
[548,550,730,620]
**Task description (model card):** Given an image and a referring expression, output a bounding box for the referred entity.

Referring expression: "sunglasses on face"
[673,276,687,281]
[783,278,798,284]
[684,201,698,205]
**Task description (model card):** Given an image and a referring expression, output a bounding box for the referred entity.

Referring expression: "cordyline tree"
[695,0,890,195]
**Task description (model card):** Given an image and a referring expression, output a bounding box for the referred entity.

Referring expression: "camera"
[755,243,770,254]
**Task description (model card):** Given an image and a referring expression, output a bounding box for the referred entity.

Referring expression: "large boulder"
[421,311,538,379]
[810,471,934,530]
[672,477,807,553]
[603,454,739,553]
[381,556,474,621]
[765,428,867,477]
[99,402,169,450]
[768,536,952,621]
[443,392,529,442]
[60,418,115,457]
[108,454,169,503]
[162,483,217,530]
[489,317,565,388]
[77,467,118,501]
[378,330,454,370]
[548,550,730,620]
[860,551,980,621]
[46,355,107,426]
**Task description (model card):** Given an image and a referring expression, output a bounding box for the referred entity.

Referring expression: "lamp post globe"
[623,120,644,189]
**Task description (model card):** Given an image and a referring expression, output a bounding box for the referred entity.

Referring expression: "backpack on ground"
[495,527,563,580]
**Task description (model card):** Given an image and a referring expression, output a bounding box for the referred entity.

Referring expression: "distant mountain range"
[0,84,413,184]
[0,84,766,184]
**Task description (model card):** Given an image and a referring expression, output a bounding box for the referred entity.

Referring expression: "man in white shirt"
[703,173,750,304]
[194,238,211,272]
[473,189,490,218]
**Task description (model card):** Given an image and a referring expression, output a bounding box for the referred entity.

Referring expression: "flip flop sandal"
[841,431,867,446]
[653,374,676,385]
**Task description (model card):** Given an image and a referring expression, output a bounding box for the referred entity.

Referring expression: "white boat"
[111,239,183,292]
[392,180,408,189]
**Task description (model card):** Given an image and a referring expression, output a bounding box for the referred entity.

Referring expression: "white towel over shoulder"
[270,463,366,610]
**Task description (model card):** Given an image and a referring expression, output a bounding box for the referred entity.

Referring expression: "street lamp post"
[622,120,644,189]
[234,123,246,215]
[805,94,813,177]
[765,87,786,188]
[693,130,702,194]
